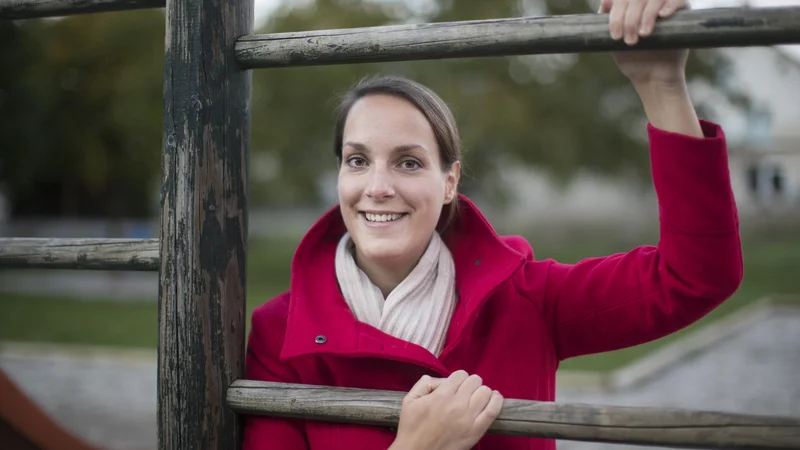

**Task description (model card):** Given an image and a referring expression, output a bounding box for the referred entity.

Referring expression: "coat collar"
[280,194,526,374]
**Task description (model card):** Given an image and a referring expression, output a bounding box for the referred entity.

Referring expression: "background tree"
[0,11,164,219]
[249,0,748,206]
[0,0,750,217]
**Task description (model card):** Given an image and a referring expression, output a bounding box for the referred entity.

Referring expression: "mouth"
[361,211,408,224]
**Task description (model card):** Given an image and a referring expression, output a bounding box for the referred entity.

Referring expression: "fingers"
[605,0,689,45]
[623,0,649,45]
[608,0,627,41]
[451,373,499,420]
[639,0,667,36]
[413,370,498,418]
[474,390,504,431]
[435,369,469,396]
[405,374,445,401]
[455,373,484,399]
[467,385,494,416]
[660,0,689,17]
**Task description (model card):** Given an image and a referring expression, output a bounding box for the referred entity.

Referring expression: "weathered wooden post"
[158,0,253,448]
[2,2,800,449]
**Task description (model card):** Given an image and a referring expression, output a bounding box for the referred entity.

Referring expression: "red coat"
[243,120,743,450]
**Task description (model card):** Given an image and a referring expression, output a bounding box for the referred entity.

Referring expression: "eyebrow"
[343,141,426,154]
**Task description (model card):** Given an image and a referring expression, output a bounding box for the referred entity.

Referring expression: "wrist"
[632,76,688,98]
[633,80,703,138]
[634,80,690,113]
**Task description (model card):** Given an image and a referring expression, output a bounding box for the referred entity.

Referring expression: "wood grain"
[157,0,253,448]
[236,6,800,68]
[0,238,158,271]
[227,380,800,449]
[0,0,164,20]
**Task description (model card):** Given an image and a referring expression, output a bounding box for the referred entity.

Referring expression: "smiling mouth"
[362,212,407,223]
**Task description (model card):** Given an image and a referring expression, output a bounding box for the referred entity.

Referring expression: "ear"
[443,160,461,205]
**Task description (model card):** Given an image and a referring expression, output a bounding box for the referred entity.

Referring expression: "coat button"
[314,335,327,344]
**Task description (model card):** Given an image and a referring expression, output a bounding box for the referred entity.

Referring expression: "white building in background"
[706,46,800,217]
[497,45,800,233]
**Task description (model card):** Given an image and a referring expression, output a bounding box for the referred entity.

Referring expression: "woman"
[243,0,743,448]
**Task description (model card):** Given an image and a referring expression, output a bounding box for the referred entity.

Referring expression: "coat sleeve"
[242,302,310,450]
[531,120,744,361]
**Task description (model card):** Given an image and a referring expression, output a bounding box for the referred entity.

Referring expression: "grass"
[1,225,797,372]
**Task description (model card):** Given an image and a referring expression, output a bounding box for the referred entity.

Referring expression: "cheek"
[337,175,360,204]
[406,179,445,211]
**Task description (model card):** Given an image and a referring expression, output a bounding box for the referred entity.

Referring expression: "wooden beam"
[157,0,252,448]
[0,0,164,20]
[0,238,158,271]
[227,380,800,449]
[236,6,800,69]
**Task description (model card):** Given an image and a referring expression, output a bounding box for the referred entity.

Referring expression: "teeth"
[365,213,404,222]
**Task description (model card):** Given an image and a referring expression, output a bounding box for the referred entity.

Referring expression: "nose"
[364,166,395,201]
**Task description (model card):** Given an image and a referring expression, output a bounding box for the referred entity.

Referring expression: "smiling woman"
[335,80,461,299]
[241,1,745,449]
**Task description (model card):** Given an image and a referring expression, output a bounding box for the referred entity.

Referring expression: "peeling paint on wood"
[227,380,800,449]
[0,238,158,271]
[0,0,164,20]
[158,0,252,448]
[234,6,800,69]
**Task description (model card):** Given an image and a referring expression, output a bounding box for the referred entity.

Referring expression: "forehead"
[343,94,437,146]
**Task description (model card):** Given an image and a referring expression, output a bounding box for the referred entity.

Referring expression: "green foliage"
[0,0,750,215]
[2,226,797,371]
[248,0,747,205]
[0,11,165,217]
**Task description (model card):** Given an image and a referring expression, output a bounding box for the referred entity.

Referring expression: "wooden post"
[158,0,252,448]
[227,381,800,449]
[0,238,158,271]
[0,0,165,20]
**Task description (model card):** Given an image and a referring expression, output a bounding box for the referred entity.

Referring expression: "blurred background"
[0,0,798,449]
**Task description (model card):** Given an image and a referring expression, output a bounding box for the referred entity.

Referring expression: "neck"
[354,252,418,298]
[353,234,437,298]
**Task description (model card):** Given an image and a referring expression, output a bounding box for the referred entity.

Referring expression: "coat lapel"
[279,194,525,374]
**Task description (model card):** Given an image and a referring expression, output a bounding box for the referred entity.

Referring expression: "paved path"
[0,346,156,450]
[1,307,798,450]
[556,307,800,450]
[0,270,158,301]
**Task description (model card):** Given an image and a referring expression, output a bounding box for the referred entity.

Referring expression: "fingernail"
[640,24,650,35]
[659,7,671,16]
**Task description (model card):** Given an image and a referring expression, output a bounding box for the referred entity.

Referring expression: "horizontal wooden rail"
[227,380,800,449]
[0,238,158,271]
[236,6,800,69]
[0,0,164,20]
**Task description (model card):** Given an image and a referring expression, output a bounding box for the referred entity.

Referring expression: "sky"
[251,0,800,59]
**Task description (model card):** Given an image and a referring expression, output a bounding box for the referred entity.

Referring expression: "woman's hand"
[389,370,504,450]
[600,0,690,87]
[600,0,703,136]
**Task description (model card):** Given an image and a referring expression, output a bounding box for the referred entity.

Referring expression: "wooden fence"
[1,1,800,449]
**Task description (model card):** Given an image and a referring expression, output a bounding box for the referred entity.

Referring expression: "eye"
[399,159,421,170]
[346,156,367,168]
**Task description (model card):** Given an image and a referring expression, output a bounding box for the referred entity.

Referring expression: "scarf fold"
[334,231,457,357]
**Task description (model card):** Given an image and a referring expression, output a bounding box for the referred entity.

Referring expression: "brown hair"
[333,75,462,232]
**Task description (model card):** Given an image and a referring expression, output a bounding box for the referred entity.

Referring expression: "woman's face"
[338,94,460,272]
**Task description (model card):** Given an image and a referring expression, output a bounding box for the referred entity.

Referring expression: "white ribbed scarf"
[334,231,457,357]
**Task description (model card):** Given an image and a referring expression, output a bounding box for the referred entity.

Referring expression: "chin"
[356,239,410,265]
